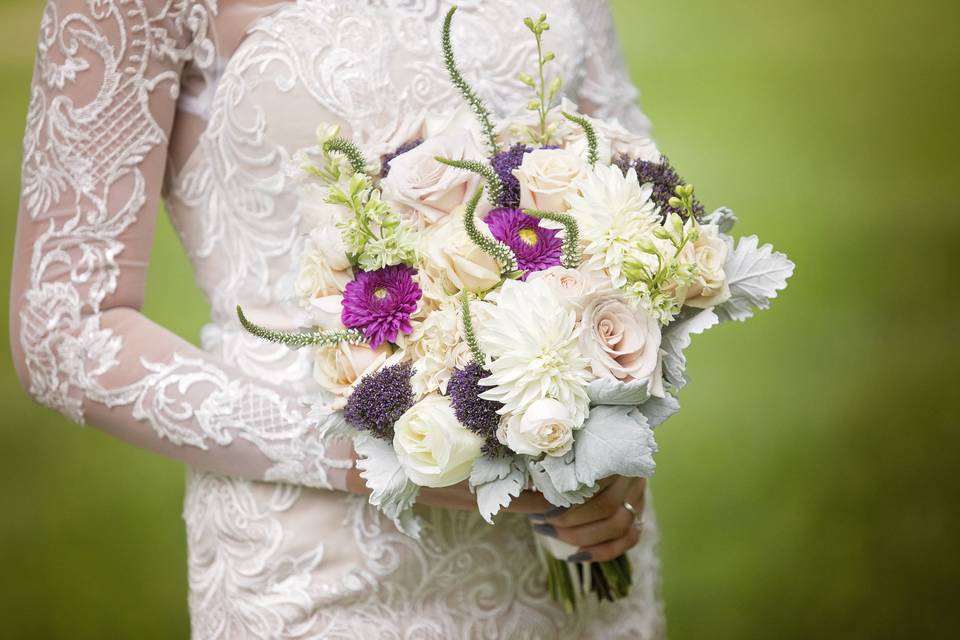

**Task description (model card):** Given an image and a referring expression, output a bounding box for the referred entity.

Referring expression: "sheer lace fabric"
[12,1,664,637]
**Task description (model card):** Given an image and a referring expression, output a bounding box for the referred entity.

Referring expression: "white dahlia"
[566,163,660,287]
[476,278,591,426]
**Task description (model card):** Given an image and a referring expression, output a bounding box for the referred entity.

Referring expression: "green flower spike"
[237,306,366,349]
[560,111,599,167]
[463,186,518,273]
[442,6,500,157]
[460,289,486,366]
[434,156,504,207]
[322,136,369,176]
[522,208,582,268]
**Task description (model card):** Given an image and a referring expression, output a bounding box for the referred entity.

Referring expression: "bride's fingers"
[540,477,629,528]
[533,503,633,548]
[506,490,555,514]
[567,524,641,564]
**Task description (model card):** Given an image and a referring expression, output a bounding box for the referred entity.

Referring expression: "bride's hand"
[529,476,646,562]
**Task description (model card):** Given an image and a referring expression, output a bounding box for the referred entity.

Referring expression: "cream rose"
[393,394,484,487]
[313,342,390,410]
[525,265,606,312]
[684,224,732,309]
[294,246,352,306]
[513,148,586,212]
[380,131,485,224]
[502,398,577,457]
[419,206,501,293]
[580,292,665,397]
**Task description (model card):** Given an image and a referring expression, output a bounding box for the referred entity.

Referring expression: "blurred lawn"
[1,1,958,638]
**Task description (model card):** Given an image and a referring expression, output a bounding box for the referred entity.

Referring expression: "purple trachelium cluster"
[341,265,422,348]
[615,155,706,221]
[447,362,506,457]
[490,143,532,207]
[344,363,414,440]
[381,138,423,178]
[485,208,562,277]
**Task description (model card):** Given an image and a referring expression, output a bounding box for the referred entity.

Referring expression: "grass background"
[1,1,957,637]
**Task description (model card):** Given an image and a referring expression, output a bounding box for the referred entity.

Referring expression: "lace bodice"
[11,2,664,637]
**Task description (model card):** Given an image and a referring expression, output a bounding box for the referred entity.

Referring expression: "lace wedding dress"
[12,1,665,637]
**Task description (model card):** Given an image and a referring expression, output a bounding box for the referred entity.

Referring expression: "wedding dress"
[12,1,665,637]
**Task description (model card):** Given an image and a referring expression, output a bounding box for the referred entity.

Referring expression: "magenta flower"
[485,207,562,278]
[341,265,422,348]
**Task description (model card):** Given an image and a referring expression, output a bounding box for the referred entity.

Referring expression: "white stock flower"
[393,394,484,488]
[567,163,660,287]
[513,148,587,212]
[503,398,577,457]
[405,303,473,396]
[684,224,732,308]
[380,131,486,224]
[477,278,591,426]
[579,291,665,397]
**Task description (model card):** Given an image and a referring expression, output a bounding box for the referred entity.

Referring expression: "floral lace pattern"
[12,1,664,637]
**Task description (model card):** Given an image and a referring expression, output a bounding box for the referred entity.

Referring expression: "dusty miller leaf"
[354,433,421,538]
[661,308,719,390]
[469,456,527,523]
[527,459,599,508]
[703,207,738,234]
[638,394,681,429]
[717,234,794,322]
[586,377,652,406]
[572,405,657,487]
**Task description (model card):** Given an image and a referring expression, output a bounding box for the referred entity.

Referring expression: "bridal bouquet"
[238,7,793,610]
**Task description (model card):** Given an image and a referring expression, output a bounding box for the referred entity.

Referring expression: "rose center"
[518,228,539,247]
[373,286,389,300]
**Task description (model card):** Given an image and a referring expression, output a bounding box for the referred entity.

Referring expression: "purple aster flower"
[485,207,562,277]
[380,138,423,178]
[344,362,414,440]
[616,154,706,221]
[341,265,422,348]
[490,143,532,207]
[447,362,506,457]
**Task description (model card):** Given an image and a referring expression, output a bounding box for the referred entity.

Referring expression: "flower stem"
[237,306,365,349]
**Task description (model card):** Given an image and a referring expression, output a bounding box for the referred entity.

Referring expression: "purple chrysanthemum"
[344,363,414,440]
[490,143,532,208]
[381,138,423,178]
[447,362,506,457]
[485,207,562,277]
[615,154,705,221]
[342,265,422,348]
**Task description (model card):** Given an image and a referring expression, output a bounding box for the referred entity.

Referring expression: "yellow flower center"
[373,286,389,300]
[518,228,539,247]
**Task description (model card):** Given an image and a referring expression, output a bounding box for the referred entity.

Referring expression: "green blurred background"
[1,1,957,637]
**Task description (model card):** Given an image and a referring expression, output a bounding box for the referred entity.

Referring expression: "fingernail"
[543,506,568,518]
[532,523,557,538]
[567,551,591,563]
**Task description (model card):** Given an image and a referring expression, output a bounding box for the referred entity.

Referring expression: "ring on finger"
[623,501,643,529]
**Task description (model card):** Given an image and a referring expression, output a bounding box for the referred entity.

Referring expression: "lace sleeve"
[9,0,352,491]
[576,0,654,135]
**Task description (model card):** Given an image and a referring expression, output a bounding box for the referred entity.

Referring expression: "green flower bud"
[527,99,541,111]
[519,72,535,87]
[547,76,562,97]
[544,51,556,62]
[668,196,683,209]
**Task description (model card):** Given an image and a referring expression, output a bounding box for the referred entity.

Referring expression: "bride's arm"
[9,0,353,491]
[576,0,654,135]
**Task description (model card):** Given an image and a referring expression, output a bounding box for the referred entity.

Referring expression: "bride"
[11,1,664,637]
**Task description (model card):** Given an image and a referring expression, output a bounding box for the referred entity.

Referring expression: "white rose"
[381,131,486,224]
[393,394,484,487]
[580,292,665,397]
[423,104,486,149]
[298,185,353,272]
[566,114,660,166]
[419,206,502,293]
[684,224,731,309]
[503,398,576,457]
[513,148,587,212]
[313,342,390,410]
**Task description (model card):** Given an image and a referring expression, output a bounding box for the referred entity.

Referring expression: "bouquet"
[238,7,794,611]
